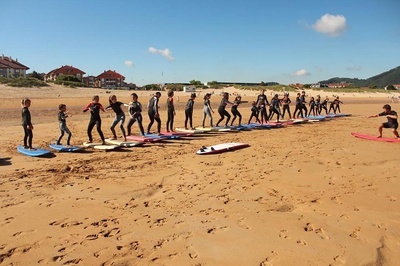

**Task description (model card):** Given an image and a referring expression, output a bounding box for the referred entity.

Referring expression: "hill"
[319,66,400,88]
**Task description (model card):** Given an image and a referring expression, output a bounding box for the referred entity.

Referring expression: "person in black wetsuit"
[231,95,247,126]
[315,95,321,115]
[248,101,261,124]
[216,92,233,127]
[185,92,196,129]
[147,92,162,134]
[308,97,316,117]
[320,96,329,115]
[300,91,308,117]
[106,95,128,141]
[256,90,269,123]
[127,93,145,136]
[333,96,343,114]
[56,104,72,145]
[83,95,106,144]
[328,97,336,114]
[368,104,399,138]
[166,90,175,132]
[21,98,34,150]
[268,94,281,122]
[293,93,303,118]
[281,92,291,119]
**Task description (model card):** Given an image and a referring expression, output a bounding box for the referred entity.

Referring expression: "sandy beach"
[0,84,399,265]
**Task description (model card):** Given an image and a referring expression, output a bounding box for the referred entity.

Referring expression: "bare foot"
[377,135,382,138]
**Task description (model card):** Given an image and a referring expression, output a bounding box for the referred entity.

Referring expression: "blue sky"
[1,0,399,86]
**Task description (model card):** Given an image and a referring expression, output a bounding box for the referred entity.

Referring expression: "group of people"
[19,90,399,149]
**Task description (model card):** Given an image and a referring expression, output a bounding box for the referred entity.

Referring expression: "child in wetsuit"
[21,98,34,150]
[256,90,269,123]
[147,92,162,134]
[248,101,261,124]
[185,92,196,130]
[333,96,343,114]
[268,94,281,122]
[83,95,106,144]
[202,93,214,127]
[308,97,316,117]
[231,95,247,126]
[368,104,399,138]
[315,95,321,115]
[300,91,308,117]
[127,93,145,136]
[166,90,175,132]
[216,92,232,127]
[281,93,291,119]
[320,96,329,115]
[56,104,72,146]
[106,95,127,141]
[293,93,303,118]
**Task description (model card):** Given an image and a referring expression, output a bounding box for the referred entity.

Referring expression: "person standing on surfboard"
[185,92,196,130]
[308,97,316,117]
[315,95,321,115]
[202,93,214,127]
[248,101,261,124]
[293,93,304,118]
[368,104,399,138]
[147,92,161,134]
[281,92,292,119]
[105,95,128,141]
[56,104,72,146]
[83,95,106,145]
[300,91,308,118]
[21,98,34,150]
[333,96,343,114]
[268,94,281,122]
[230,95,247,126]
[216,92,233,127]
[127,93,145,136]
[256,90,269,124]
[166,90,175,132]
[320,96,329,115]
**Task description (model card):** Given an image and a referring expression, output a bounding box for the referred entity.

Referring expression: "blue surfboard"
[17,146,51,157]
[49,144,82,152]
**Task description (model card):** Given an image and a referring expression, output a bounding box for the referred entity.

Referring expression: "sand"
[0,84,399,265]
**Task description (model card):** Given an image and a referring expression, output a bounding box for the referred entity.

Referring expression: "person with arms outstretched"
[368,104,399,138]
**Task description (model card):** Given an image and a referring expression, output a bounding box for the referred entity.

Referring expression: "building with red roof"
[95,70,125,88]
[0,55,30,78]
[45,65,86,81]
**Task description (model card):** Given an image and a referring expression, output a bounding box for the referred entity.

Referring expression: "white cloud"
[312,14,347,37]
[293,69,310,76]
[148,46,175,61]
[124,60,134,67]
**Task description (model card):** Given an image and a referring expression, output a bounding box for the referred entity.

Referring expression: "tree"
[27,71,44,80]
[190,80,202,86]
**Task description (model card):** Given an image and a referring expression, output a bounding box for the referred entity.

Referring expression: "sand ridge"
[0,84,400,265]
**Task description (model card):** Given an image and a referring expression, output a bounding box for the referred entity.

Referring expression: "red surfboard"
[351,132,400,143]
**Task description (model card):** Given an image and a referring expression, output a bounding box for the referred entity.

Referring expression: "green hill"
[319,66,400,88]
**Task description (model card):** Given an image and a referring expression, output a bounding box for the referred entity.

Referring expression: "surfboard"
[160,131,194,137]
[196,143,250,155]
[105,139,145,147]
[17,146,51,157]
[351,132,400,143]
[306,115,326,120]
[83,142,119,150]
[145,133,180,139]
[196,126,234,132]
[332,113,351,117]
[174,128,205,134]
[49,144,82,152]
[126,135,165,143]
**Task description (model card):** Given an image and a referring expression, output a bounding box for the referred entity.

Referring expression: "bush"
[7,77,48,87]
[0,77,10,84]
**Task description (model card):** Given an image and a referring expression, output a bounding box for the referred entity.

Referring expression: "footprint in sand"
[186,245,198,259]
[237,218,251,230]
[260,251,278,266]
[330,254,346,266]
[279,230,291,239]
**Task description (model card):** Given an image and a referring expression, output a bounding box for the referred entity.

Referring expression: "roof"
[0,56,29,70]
[96,70,125,79]
[47,65,86,75]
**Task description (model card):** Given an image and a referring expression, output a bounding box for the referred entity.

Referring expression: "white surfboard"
[175,128,205,134]
[83,142,119,150]
[105,139,144,147]
[196,143,249,155]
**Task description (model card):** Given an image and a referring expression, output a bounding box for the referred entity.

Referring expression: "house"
[95,70,125,89]
[327,82,351,88]
[45,65,86,81]
[83,75,96,87]
[394,84,400,90]
[0,55,30,78]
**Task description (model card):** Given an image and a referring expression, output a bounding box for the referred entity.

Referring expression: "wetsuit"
[166,97,175,131]
[256,94,269,123]
[202,98,213,127]
[147,96,161,134]
[315,98,321,115]
[185,98,195,129]
[281,97,291,119]
[328,101,336,114]
[106,101,126,139]
[268,97,281,121]
[308,99,316,116]
[216,98,231,126]
[231,100,242,126]
[293,97,304,118]
[57,111,72,145]
[248,106,261,124]
[83,102,105,143]
[300,94,308,117]
[379,111,398,129]
[127,101,145,136]
[22,107,33,149]
[334,99,343,114]
[320,99,328,115]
